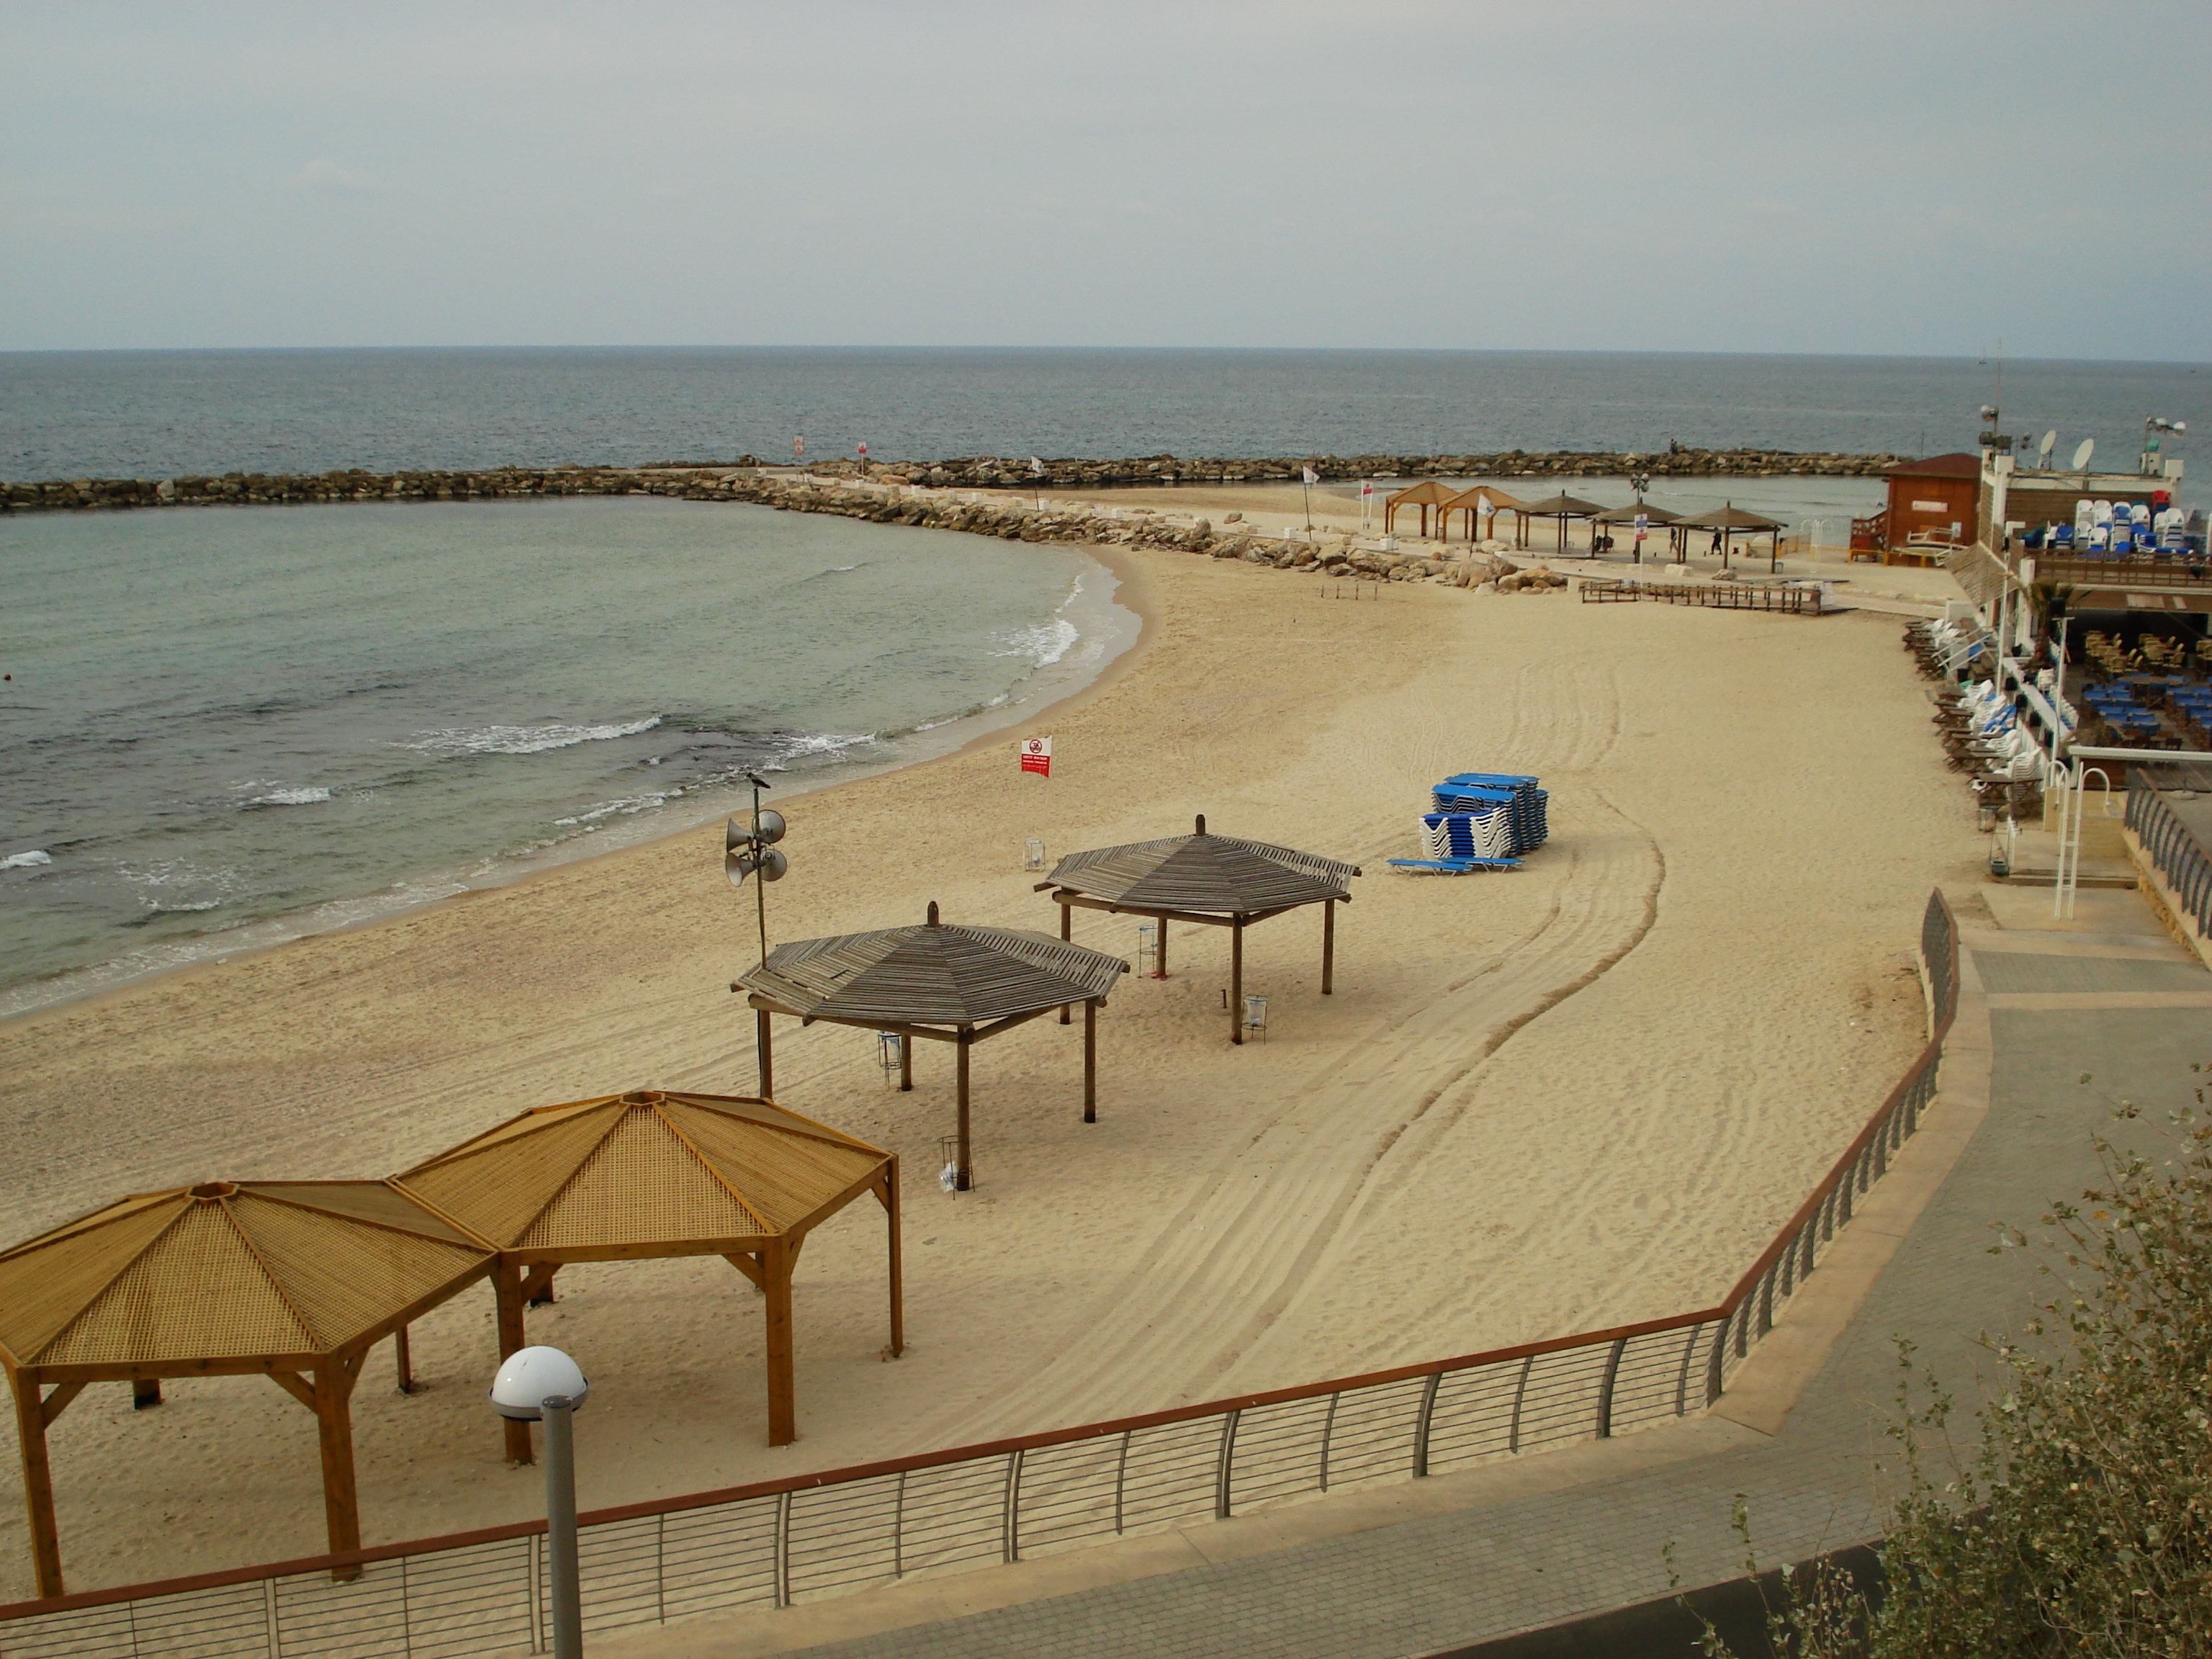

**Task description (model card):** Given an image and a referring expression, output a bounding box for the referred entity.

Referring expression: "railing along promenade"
[2128,773,2212,938]
[0,894,1961,1659]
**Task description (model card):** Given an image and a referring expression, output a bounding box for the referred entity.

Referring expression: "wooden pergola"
[1439,485,1527,544]
[392,1089,897,1455]
[1677,502,1785,572]
[736,907,1129,1192]
[1515,492,1606,553]
[1382,480,1457,539]
[1038,816,1362,1045]
[1593,501,1683,562]
[0,1180,493,1597]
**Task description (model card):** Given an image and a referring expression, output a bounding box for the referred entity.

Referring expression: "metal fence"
[0,892,1961,1659]
[2128,775,2212,938]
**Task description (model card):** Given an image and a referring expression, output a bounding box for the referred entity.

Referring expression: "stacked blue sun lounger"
[1389,773,1547,873]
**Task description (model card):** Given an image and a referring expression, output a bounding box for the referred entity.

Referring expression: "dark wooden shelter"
[1677,502,1785,572]
[393,1089,897,1454]
[1515,492,1605,553]
[0,1180,493,1596]
[1382,480,1457,539]
[1439,485,1527,544]
[1038,817,1362,1046]
[735,909,1128,1192]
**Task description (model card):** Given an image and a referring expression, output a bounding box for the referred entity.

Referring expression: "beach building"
[1851,451,1983,560]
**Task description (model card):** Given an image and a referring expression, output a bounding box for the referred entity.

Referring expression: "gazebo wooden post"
[899,1035,913,1091]
[132,1377,161,1408]
[755,1008,775,1099]
[312,1356,363,1579]
[11,1367,64,1599]
[1082,999,1098,1123]
[394,1325,415,1395]
[880,1162,904,1358]
[955,1029,974,1190]
[1230,917,1245,1045]
[1060,902,1073,1023]
[1322,897,1336,994]
[493,1258,533,1466]
[763,1237,796,1446]
[1154,914,1169,977]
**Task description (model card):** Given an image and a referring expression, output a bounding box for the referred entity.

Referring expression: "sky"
[3,1,2208,359]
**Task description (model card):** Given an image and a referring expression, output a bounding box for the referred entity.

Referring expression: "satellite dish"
[2072,439,2095,472]
[2038,431,2057,463]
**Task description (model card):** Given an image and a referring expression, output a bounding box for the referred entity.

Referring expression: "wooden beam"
[968,1005,1055,1044]
[1231,918,1245,1045]
[313,1359,363,1580]
[394,1325,416,1396]
[12,1370,64,1597]
[266,1370,318,1411]
[1061,899,1073,1023]
[521,1263,561,1306]
[1322,897,1336,996]
[1051,891,1306,930]
[755,1007,775,1100]
[900,1030,914,1091]
[882,1163,904,1359]
[955,1031,973,1190]
[37,1381,86,1430]
[493,1260,532,1467]
[763,1238,796,1446]
[724,1250,765,1291]
[1083,999,1097,1123]
[132,1377,162,1410]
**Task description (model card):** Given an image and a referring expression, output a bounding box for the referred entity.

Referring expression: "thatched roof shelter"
[1039,816,1362,1045]
[1516,492,1606,553]
[735,907,1128,1192]
[1593,501,1684,561]
[395,1089,896,1452]
[1382,480,1457,538]
[0,1180,493,1596]
[1677,502,1786,572]
[1439,485,1527,544]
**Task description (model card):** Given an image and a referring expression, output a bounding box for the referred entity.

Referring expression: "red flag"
[1020,736,1052,777]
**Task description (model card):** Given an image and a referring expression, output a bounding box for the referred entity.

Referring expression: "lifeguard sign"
[1020,736,1052,778]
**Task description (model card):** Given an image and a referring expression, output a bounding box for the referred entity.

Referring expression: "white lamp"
[490,1346,588,1658]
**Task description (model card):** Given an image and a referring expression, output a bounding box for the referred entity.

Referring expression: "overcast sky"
[4,1,2206,359]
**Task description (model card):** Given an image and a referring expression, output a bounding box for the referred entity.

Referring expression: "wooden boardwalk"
[1580,578,1821,614]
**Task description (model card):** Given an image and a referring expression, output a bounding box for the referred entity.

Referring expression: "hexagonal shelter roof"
[1676,503,1783,531]
[0,1181,490,1372]
[737,914,1128,1028]
[392,1090,891,1255]
[1046,820,1360,914]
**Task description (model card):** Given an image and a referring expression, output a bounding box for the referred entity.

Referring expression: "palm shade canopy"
[0,1180,493,1596]
[734,907,1129,1191]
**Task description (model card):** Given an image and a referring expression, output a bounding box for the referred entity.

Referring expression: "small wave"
[1,850,52,871]
[992,618,1080,669]
[766,732,878,765]
[126,900,224,925]
[248,786,332,806]
[830,562,864,572]
[402,716,662,757]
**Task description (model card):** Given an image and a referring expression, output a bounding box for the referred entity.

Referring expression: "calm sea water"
[4,348,2208,483]
[0,498,1133,1015]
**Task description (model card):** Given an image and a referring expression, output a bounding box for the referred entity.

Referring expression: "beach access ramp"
[1581,578,1822,614]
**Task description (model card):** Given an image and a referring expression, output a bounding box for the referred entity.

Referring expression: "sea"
[2,346,2206,1015]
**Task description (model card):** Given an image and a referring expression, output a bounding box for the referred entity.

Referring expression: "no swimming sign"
[1020,736,1052,777]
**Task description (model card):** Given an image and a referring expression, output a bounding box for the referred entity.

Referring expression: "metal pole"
[541,1395,583,1659]
[752,782,770,971]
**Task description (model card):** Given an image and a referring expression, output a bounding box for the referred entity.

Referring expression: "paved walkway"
[605,884,2204,1659]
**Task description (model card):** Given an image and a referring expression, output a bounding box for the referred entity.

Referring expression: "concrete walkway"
[603,884,2204,1659]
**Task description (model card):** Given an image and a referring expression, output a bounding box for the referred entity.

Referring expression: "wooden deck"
[1579,579,1822,614]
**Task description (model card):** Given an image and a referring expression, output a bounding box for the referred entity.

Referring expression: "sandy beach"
[0,489,1984,1596]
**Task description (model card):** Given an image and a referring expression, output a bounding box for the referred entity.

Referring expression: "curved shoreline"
[0,531,1154,1035]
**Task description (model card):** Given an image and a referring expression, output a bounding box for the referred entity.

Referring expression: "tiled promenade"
[606,884,2209,1659]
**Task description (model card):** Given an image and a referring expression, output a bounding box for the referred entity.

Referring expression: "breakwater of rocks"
[1,446,1899,517]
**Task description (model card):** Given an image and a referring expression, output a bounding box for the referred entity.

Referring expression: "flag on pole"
[1302,467,1319,485]
[1020,736,1052,777]
[1028,456,1046,477]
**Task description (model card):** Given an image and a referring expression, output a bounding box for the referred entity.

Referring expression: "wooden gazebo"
[1382,480,1457,539]
[1439,485,1527,544]
[1516,492,1605,553]
[0,1180,493,1596]
[1678,502,1785,572]
[736,908,1128,1192]
[1593,501,1683,562]
[393,1089,898,1455]
[1039,816,1362,1045]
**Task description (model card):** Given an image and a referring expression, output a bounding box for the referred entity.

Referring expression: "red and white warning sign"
[1020,736,1052,777]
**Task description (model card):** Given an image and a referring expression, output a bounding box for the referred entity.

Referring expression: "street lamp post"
[492,1346,591,1659]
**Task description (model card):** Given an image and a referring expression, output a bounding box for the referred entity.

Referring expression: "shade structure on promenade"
[1515,492,1606,554]
[1676,502,1785,572]
[1039,816,1362,1046]
[1439,485,1527,544]
[735,908,1128,1192]
[393,1089,896,1455]
[1382,480,1457,539]
[1593,501,1683,562]
[0,1180,493,1596]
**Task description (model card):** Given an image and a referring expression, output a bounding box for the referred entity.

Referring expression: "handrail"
[0,891,1964,1652]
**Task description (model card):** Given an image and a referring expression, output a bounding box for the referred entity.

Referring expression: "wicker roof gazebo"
[1382,480,1457,539]
[1677,502,1785,572]
[394,1089,897,1455]
[1439,485,1526,544]
[735,909,1128,1192]
[0,1180,493,1596]
[1038,816,1362,1045]
[1516,492,1605,553]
